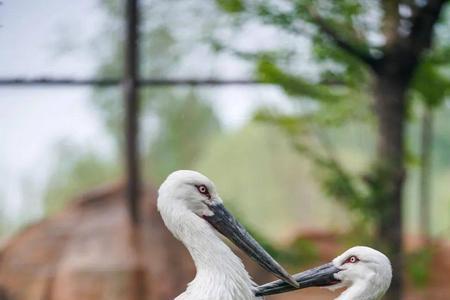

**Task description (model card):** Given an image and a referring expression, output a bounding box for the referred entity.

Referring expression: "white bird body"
[158,170,296,300]
[163,205,255,300]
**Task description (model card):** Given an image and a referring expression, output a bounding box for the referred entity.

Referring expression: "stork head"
[330,246,392,298]
[256,246,392,300]
[158,170,298,288]
[158,170,218,217]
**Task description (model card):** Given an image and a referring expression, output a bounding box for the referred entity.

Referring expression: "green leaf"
[412,60,450,108]
[406,247,433,288]
[256,58,348,102]
[215,0,245,13]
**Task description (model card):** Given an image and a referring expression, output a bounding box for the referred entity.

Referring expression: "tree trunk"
[369,1,446,298]
[373,73,408,300]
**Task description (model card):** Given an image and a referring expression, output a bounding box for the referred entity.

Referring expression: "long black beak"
[203,202,299,288]
[255,262,341,296]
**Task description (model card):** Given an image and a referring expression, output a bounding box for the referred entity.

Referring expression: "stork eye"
[344,256,359,264]
[196,185,210,198]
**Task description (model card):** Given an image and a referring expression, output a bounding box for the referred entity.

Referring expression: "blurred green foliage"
[145,91,221,181]
[38,0,450,244]
[284,237,320,268]
[215,0,245,13]
[43,142,120,214]
[228,6,376,234]
[411,47,450,109]
[43,1,222,211]
[233,206,319,268]
[214,0,450,242]
[196,122,353,237]
[256,58,350,103]
[406,247,434,288]
[92,0,223,183]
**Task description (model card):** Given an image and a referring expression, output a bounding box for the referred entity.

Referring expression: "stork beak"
[203,202,299,288]
[254,262,341,296]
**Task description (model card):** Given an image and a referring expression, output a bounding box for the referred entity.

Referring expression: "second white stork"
[255,246,392,300]
[157,170,298,300]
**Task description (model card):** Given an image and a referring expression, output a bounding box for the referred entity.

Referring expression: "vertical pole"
[124,0,140,224]
[419,106,433,243]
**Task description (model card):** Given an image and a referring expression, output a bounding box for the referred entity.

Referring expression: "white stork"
[255,246,392,300]
[157,170,298,300]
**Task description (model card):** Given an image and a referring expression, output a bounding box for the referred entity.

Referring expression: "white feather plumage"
[329,246,392,300]
[158,170,260,300]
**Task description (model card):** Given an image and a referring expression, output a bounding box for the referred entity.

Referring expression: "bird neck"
[174,211,255,300]
[335,280,383,300]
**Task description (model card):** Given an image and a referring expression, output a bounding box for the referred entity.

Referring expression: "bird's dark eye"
[196,185,210,198]
[344,255,359,264]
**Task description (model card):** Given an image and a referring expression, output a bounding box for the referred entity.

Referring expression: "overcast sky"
[0,0,297,227]
[0,0,116,222]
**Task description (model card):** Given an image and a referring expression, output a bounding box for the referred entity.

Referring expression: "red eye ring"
[344,255,359,264]
[196,185,211,198]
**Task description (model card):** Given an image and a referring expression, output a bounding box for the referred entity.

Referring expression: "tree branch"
[409,0,448,54]
[309,9,378,69]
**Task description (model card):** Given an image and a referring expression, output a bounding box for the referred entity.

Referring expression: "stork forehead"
[164,170,215,188]
[333,246,388,264]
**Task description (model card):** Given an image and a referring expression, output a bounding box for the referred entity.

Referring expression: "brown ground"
[0,182,448,300]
